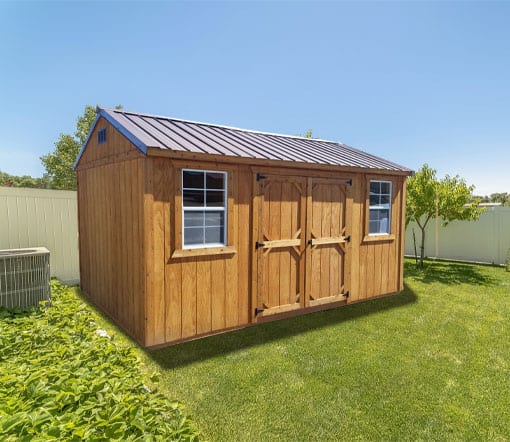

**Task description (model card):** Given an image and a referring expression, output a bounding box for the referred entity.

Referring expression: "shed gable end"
[75,117,144,170]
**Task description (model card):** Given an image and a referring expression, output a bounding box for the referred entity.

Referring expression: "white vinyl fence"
[405,206,510,265]
[0,187,79,283]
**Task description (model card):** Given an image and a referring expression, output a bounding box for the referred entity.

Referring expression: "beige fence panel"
[405,207,510,265]
[0,187,79,283]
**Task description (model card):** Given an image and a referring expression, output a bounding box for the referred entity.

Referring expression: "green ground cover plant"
[0,281,199,441]
[145,260,510,441]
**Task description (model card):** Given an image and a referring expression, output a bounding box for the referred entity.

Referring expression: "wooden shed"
[75,107,412,347]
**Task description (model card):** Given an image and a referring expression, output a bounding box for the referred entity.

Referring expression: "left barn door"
[255,174,307,317]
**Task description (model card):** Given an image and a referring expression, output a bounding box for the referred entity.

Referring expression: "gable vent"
[98,127,107,144]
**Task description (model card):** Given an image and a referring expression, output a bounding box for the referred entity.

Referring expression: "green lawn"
[143,260,510,441]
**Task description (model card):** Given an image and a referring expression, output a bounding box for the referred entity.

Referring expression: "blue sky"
[0,1,508,195]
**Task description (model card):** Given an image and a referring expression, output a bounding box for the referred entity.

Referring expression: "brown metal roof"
[82,107,411,173]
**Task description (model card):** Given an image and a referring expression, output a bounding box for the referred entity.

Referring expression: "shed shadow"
[145,286,417,370]
[404,260,498,286]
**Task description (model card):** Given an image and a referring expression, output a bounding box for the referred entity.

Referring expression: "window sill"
[172,246,237,259]
[363,234,395,243]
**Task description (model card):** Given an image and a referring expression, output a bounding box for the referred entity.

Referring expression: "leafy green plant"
[406,164,484,267]
[0,281,200,441]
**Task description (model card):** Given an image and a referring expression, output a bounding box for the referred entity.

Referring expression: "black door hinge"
[254,307,265,316]
[344,235,351,242]
[255,241,263,250]
[256,173,267,181]
[344,291,350,299]
[346,179,352,186]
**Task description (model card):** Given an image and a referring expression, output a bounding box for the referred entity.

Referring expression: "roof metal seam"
[171,120,238,157]
[111,112,159,147]
[156,119,211,154]
[268,135,340,165]
[309,139,386,169]
[187,123,258,158]
[138,115,183,149]
[282,136,362,167]
[330,142,401,169]
[231,129,300,162]
[166,119,234,155]
[207,126,275,160]
[262,134,324,164]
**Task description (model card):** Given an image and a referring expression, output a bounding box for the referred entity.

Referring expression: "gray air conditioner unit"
[0,247,51,309]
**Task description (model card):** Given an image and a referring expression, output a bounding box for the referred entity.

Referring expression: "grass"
[140,259,510,441]
[5,260,507,440]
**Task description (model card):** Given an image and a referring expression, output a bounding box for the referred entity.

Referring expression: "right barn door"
[306,178,350,306]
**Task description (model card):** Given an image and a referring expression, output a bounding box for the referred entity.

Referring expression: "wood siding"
[77,124,407,347]
[143,158,252,346]
[77,120,146,344]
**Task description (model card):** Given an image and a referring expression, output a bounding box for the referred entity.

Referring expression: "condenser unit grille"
[0,248,51,308]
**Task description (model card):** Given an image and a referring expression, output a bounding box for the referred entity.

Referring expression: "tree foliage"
[297,129,313,138]
[406,164,484,267]
[476,192,510,205]
[40,105,96,190]
[0,170,54,189]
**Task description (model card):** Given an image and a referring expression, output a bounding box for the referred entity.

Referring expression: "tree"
[406,164,484,267]
[0,170,54,189]
[297,129,313,138]
[489,192,510,206]
[41,105,96,190]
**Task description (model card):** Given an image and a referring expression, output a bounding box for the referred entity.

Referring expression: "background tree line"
[475,193,510,206]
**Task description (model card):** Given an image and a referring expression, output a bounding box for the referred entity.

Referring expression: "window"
[369,180,392,235]
[182,169,227,248]
[98,127,107,144]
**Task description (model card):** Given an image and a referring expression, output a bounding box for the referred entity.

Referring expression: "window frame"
[368,179,392,236]
[181,168,228,250]
[364,176,396,242]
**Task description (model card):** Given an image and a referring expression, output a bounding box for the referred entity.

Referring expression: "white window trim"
[182,169,228,249]
[368,180,392,236]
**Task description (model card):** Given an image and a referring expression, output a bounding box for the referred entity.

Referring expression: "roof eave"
[146,147,413,176]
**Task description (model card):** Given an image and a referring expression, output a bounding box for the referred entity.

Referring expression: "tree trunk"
[419,226,426,268]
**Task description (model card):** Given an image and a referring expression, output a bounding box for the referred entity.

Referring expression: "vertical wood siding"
[77,119,146,344]
[143,158,252,346]
[354,175,405,301]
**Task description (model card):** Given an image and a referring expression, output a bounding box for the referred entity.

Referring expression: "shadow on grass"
[404,259,499,286]
[146,286,417,370]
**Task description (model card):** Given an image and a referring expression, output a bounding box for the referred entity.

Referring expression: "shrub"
[0,281,200,441]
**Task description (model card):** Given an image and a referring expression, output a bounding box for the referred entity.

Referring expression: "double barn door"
[255,173,350,318]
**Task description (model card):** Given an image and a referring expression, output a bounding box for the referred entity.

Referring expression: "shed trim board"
[76,108,411,347]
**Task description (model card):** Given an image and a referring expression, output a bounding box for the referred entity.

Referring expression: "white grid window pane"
[205,211,224,227]
[182,169,227,248]
[184,211,204,227]
[369,180,392,235]
[205,227,224,244]
[184,227,204,245]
